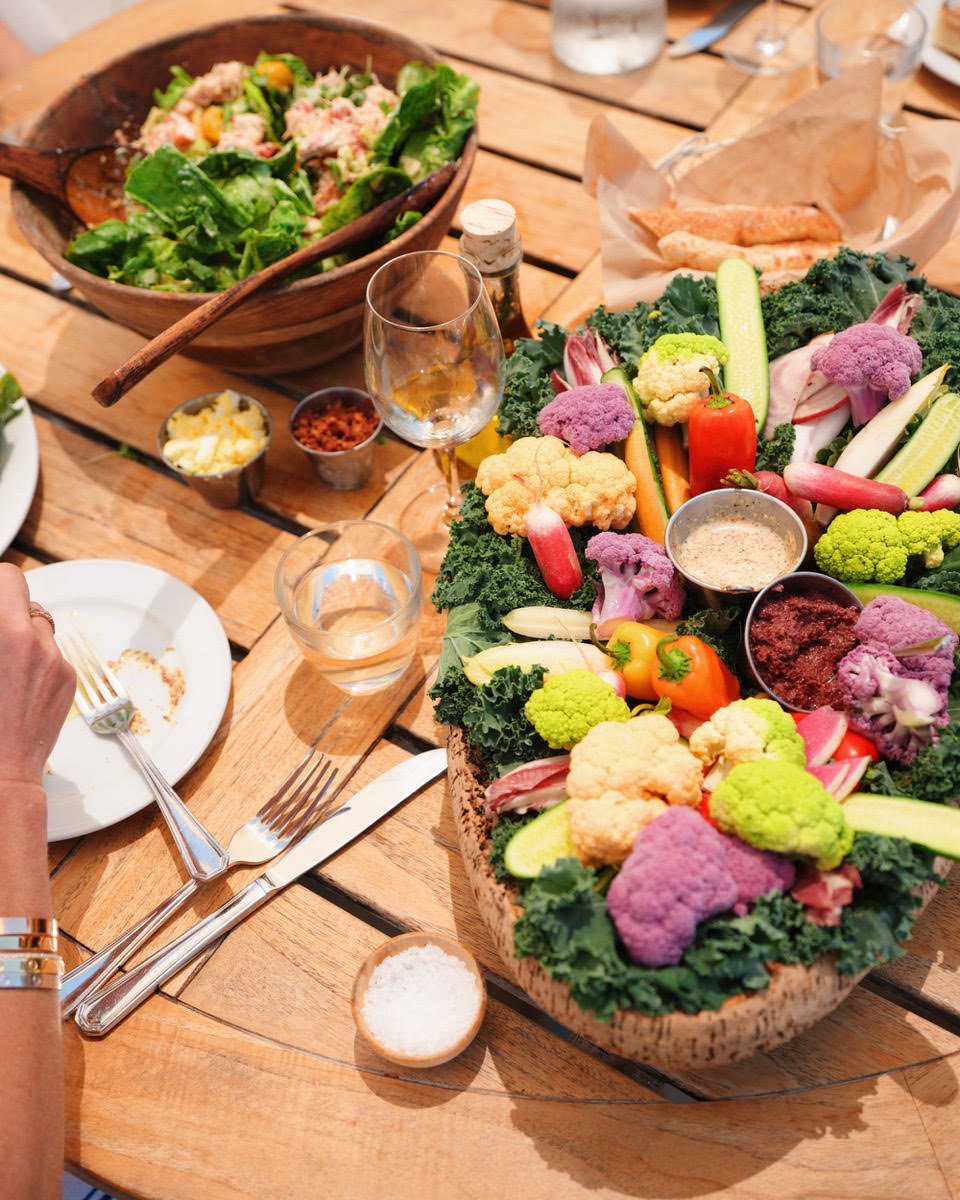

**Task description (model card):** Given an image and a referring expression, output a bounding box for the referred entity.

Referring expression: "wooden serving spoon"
[92,160,460,408]
[0,141,134,226]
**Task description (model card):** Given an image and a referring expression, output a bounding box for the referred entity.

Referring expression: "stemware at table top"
[274,520,423,695]
[721,0,813,76]
[363,250,505,573]
[816,0,927,134]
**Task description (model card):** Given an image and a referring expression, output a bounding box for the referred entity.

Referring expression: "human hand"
[0,564,75,788]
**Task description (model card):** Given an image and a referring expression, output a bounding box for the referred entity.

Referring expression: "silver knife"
[75,747,447,1036]
[668,0,764,57]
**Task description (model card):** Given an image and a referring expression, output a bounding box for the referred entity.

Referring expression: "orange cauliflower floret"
[474,435,636,537]
[565,713,703,868]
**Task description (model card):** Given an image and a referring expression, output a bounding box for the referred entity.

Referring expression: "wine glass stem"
[757,0,786,52]
[433,446,462,525]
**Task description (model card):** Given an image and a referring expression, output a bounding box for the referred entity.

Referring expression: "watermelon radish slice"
[809,756,871,801]
[796,707,848,766]
[485,756,571,815]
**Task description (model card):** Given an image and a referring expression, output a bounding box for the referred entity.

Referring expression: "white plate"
[0,374,39,557]
[26,559,232,840]
[918,0,960,88]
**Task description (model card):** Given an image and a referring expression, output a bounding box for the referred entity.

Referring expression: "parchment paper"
[584,64,960,309]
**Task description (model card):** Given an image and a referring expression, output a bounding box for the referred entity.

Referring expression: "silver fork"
[60,627,229,882]
[60,741,338,1018]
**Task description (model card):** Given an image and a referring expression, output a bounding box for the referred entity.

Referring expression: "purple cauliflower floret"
[606,807,736,967]
[537,383,635,454]
[854,595,957,692]
[718,832,796,916]
[585,530,685,638]
[810,323,922,426]
[838,644,948,764]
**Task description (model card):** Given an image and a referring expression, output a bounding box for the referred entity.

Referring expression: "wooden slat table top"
[5,0,960,1196]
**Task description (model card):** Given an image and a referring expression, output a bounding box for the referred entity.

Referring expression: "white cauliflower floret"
[634,333,728,427]
[565,714,703,867]
[475,436,635,536]
[689,697,807,791]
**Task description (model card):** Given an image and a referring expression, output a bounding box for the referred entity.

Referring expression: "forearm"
[0,783,64,1200]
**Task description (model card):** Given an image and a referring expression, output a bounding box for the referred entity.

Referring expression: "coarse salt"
[361,943,482,1059]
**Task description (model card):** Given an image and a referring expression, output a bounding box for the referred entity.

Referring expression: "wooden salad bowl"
[448,726,947,1069]
[11,14,477,374]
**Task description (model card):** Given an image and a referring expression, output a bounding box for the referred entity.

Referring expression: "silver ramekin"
[158,390,272,509]
[289,388,382,491]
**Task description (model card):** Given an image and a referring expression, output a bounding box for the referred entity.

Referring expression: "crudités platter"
[432,248,960,1068]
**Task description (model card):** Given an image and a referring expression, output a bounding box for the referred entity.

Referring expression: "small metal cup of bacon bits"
[289,387,383,490]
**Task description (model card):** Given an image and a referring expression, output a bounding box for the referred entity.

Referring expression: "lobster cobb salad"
[66,54,478,292]
[431,249,960,1027]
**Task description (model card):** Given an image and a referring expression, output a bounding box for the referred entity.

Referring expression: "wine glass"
[721,0,813,76]
[364,250,505,573]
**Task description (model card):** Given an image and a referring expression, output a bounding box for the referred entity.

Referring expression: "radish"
[795,706,848,766]
[597,669,627,699]
[791,401,851,464]
[784,461,908,517]
[722,468,814,521]
[485,756,571,815]
[809,758,871,801]
[764,333,834,438]
[525,504,583,600]
[908,474,960,512]
[792,379,849,424]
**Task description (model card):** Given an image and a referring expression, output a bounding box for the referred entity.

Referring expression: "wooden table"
[6,1,960,1196]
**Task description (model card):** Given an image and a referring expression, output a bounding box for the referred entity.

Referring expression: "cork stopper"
[459,198,522,274]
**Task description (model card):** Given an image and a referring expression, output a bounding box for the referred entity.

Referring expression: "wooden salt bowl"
[11,14,476,374]
[448,726,945,1069]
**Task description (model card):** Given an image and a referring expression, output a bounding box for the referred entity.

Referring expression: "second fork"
[59,741,338,1018]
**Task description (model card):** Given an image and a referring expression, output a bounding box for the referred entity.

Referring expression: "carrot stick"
[653,424,690,514]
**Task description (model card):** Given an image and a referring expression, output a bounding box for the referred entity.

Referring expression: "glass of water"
[274,521,423,694]
[816,0,927,133]
[551,0,665,75]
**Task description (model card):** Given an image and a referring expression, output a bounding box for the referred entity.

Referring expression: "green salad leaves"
[0,372,22,434]
[67,56,478,293]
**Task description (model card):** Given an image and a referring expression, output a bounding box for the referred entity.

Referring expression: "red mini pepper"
[650,634,740,721]
[688,367,757,497]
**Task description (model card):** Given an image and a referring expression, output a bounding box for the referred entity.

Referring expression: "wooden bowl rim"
[11,11,478,302]
[351,931,487,1069]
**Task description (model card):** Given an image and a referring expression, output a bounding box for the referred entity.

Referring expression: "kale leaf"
[511,835,938,1021]
[431,482,598,627]
[497,320,567,437]
[755,422,796,474]
[674,606,742,674]
[584,302,649,367]
[459,665,551,777]
[864,718,960,804]
[761,248,918,359]
[646,273,721,343]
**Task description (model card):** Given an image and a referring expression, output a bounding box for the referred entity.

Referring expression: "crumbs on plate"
[108,647,185,734]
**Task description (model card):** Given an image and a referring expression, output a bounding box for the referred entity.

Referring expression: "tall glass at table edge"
[721,0,813,76]
[362,250,505,570]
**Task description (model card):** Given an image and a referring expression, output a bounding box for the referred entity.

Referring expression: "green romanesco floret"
[689,697,806,791]
[896,509,960,569]
[710,760,854,871]
[524,669,630,750]
[634,332,728,427]
[814,508,960,583]
[814,510,908,583]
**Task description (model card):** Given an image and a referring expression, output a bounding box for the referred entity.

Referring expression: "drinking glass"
[816,0,927,134]
[364,250,505,572]
[551,0,666,75]
[722,0,813,76]
[274,521,423,694]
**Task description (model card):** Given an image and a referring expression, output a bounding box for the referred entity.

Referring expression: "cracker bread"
[630,204,840,246]
[658,231,840,274]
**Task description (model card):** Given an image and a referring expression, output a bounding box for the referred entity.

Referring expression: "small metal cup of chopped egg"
[159,389,272,508]
[352,932,486,1068]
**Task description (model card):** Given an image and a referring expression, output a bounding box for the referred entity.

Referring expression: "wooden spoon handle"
[92,162,459,407]
[0,143,68,200]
